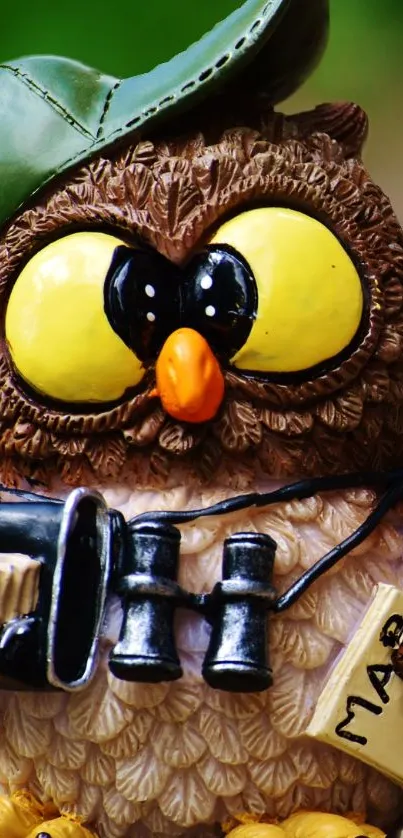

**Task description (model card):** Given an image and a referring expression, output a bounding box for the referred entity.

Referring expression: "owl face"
[0,101,402,488]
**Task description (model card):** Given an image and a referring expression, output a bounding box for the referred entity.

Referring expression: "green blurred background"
[0,0,402,218]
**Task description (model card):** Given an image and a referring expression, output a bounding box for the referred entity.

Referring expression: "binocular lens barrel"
[109,521,183,683]
[203,532,276,693]
[0,489,111,692]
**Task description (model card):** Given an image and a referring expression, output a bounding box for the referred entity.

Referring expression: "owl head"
[0,0,401,491]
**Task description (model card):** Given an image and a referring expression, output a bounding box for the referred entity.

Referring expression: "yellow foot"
[224,812,386,838]
[26,817,96,837]
[0,790,44,836]
[0,791,97,838]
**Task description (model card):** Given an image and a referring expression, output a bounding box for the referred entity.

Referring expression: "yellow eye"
[5,232,145,403]
[209,208,364,373]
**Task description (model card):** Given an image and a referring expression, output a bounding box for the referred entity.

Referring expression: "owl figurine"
[0,1,402,837]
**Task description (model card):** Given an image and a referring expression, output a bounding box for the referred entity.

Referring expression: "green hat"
[0,0,328,228]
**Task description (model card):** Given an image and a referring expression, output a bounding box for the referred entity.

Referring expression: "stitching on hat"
[97,80,122,139]
[32,1,279,186]
[159,95,176,106]
[216,55,230,69]
[98,3,275,140]
[250,18,262,33]
[199,68,214,82]
[0,64,95,139]
[235,37,247,50]
[102,1,275,136]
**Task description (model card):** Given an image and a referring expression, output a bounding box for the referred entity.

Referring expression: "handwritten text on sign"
[307,584,403,786]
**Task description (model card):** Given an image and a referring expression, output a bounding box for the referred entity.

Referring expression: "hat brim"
[0,0,328,227]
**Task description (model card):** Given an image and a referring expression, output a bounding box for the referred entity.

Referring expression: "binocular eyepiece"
[0,489,278,694]
[0,489,111,691]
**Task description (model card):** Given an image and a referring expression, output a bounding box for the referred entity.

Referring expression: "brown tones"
[0,101,402,482]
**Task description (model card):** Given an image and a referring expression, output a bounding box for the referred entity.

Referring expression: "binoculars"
[0,489,277,693]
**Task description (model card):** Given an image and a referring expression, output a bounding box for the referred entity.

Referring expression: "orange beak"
[152,328,225,423]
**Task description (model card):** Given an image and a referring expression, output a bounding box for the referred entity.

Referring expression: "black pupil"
[104,246,181,360]
[181,245,258,357]
[104,243,258,362]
